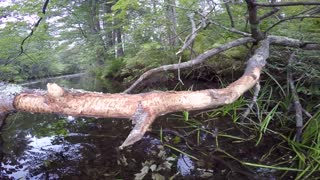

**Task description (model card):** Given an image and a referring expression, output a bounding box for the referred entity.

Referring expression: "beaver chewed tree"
[0,0,320,149]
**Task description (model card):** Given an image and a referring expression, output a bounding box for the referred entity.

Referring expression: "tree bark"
[165,0,177,46]
[87,0,107,65]
[1,35,319,148]
[245,0,264,40]
[115,27,124,57]
[0,38,271,149]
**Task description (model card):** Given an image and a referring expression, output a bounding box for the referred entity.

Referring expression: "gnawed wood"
[1,35,319,148]
[0,39,271,148]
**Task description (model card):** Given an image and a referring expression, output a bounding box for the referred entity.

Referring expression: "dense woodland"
[0,0,320,179]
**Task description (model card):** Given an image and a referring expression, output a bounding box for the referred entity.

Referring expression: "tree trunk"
[115,27,124,57]
[1,35,319,148]
[102,0,115,58]
[165,0,177,46]
[88,0,106,65]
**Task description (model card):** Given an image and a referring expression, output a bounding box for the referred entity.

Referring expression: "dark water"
[0,74,283,179]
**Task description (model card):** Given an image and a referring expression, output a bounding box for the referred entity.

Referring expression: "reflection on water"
[22,73,123,93]
[0,75,137,179]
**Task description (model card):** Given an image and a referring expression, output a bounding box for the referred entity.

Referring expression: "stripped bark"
[0,39,270,148]
[1,35,319,148]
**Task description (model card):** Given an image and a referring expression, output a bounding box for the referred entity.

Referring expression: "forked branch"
[124,37,255,93]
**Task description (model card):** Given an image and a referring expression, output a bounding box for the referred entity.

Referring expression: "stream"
[0,74,281,179]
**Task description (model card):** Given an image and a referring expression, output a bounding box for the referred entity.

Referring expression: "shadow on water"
[0,74,287,179]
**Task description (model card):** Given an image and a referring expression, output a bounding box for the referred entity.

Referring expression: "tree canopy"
[0,0,320,179]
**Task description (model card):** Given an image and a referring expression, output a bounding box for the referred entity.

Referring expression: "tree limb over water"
[1,36,319,148]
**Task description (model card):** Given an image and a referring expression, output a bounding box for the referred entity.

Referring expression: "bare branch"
[224,1,235,27]
[254,1,320,7]
[241,82,260,120]
[208,20,251,36]
[259,7,280,21]
[287,52,303,142]
[176,13,201,55]
[265,15,320,33]
[269,35,320,50]
[0,38,270,149]
[124,37,255,93]
[5,0,50,65]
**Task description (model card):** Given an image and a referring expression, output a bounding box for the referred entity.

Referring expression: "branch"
[176,13,201,55]
[241,82,260,121]
[224,1,235,27]
[259,7,280,21]
[265,15,320,33]
[124,37,255,93]
[245,0,264,40]
[208,20,251,37]
[5,0,50,65]
[287,52,303,142]
[0,39,269,149]
[254,2,320,7]
[269,35,320,50]
[1,36,317,149]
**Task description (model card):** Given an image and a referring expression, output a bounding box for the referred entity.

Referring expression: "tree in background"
[0,0,320,178]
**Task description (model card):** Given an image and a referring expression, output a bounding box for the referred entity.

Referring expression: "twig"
[254,1,320,7]
[208,20,251,37]
[241,82,260,121]
[177,56,184,85]
[5,0,50,65]
[287,52,303,142]
[176,13,201,55]
[302,109,312,119]
[259,7,280,21]
[265,15,320,33]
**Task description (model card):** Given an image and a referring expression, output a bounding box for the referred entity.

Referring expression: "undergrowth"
[156,49,320,179]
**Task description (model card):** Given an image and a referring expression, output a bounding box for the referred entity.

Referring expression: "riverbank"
[19,72,87,86]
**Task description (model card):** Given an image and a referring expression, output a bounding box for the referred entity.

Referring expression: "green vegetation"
[0,0,319,179]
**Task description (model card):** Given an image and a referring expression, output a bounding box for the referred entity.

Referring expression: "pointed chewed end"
[119,113,156,150]
[47,83,65,98]
[119,130,144,150]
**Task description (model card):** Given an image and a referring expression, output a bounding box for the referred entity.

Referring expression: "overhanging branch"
[208,20,251,37]
[6,0,50,65]
[1,35,318,148]
[124,37,255,93]
[254,1,320,7]
[0,38,272,149]
[265,15,320,33]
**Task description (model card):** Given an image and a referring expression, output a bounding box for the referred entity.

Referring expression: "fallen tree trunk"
[1,36,318,148]
[0,38,270,149]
